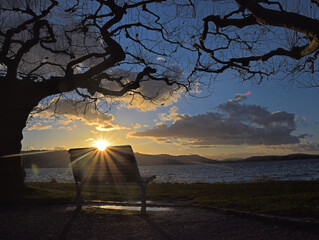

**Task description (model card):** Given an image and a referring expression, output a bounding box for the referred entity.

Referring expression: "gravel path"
[0,205,318,240]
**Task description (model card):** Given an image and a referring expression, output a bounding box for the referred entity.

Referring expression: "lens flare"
[94,140,108,151]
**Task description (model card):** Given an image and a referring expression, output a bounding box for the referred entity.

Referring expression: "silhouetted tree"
[0,0,190,192]
[192,0,319,87]
[1,0,319,192]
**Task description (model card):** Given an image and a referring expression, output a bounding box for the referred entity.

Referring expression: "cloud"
[59,119,73,125]
[133,123,141,129]
[156,57,166,61]
[217,101,296,128]
[32,97,127,132]
[25,146,35,151]
[104,68,183,111]
[95,124,129,132]
[58,125,74,131]
[129,95,305,146]
[27,123,52,131]
[266,142,319,153]
[50,146,68,151]
[0,63,6,71]
[159,106,190,123]
[232,91,251,102]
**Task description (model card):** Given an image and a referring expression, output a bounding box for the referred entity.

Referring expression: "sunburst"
[94,139,109,151]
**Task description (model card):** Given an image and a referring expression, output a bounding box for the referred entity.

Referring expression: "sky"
[17,0,319,159]
[22,74,319,160]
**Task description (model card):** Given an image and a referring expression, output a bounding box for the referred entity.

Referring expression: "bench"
[68,145,156,214]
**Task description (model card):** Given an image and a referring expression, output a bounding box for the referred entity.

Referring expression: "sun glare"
[94,140,108,151]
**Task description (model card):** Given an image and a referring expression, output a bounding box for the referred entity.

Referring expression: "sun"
[94,140,109,151]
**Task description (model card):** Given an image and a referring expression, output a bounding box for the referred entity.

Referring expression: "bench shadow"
[58,207,81,240]
[142,214,173,240]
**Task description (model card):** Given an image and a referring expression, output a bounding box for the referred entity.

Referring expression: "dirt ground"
[0,204,318,240]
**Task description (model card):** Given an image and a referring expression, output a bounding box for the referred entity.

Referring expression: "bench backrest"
[68,145,142,185]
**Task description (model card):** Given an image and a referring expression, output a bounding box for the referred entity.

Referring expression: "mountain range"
[20,150,319,168]
[21,150,218,168]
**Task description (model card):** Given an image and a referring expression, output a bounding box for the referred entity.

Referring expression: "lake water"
[25,159,319,183]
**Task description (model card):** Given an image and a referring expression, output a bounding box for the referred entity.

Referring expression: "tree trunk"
[0,84,40,193]
[0,115,26,193]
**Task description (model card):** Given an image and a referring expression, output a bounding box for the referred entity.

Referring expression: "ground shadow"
[58,207,81,240]
[143,214,173,240]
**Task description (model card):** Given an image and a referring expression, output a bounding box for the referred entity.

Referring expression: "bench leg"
[141,184,146,215]
[76,181,82,210]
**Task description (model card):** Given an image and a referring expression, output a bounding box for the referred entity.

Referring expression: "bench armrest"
[141,175,156,184]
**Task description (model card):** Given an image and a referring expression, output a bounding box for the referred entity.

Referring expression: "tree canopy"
[192,0,319,87]
[0,0,193,111]
[1,0,319,114]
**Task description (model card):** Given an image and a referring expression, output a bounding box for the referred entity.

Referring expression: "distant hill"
[21,150,70,168]
[21,150,319,168]
[226,153,319,163]
[21,150,217,168]
[134,153,218,166]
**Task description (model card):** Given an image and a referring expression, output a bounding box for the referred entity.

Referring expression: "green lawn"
[1,181,318,218]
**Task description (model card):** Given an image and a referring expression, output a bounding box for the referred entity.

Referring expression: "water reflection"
[94,205,172,212]
[64,203,173,212]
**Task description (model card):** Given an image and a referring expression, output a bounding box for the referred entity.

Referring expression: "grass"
[148,181,319,218]
[1,181,318,218]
